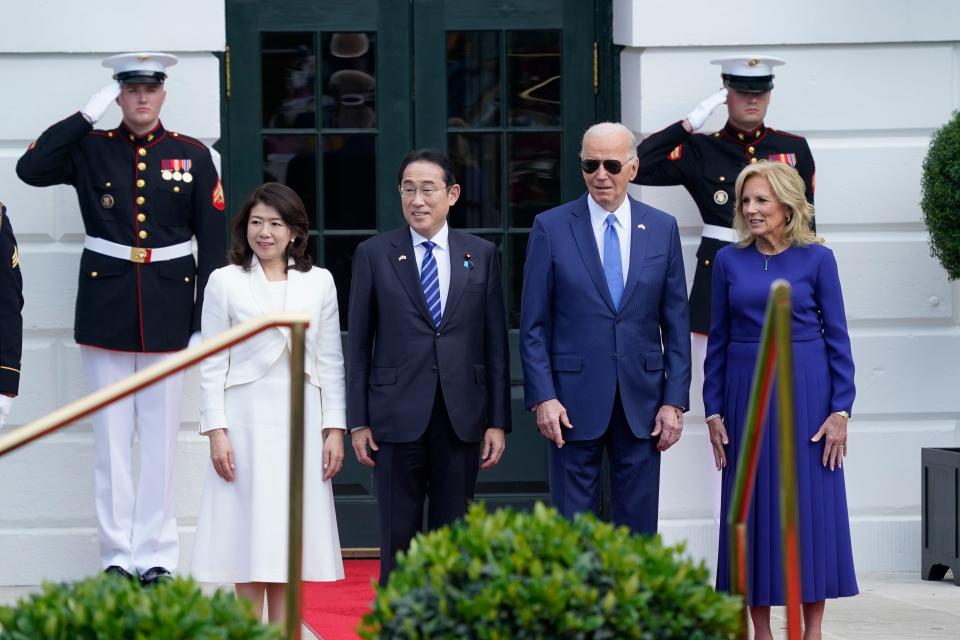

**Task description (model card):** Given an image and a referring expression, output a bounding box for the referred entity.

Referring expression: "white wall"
[0,1,224,584]
[618,0,960,574]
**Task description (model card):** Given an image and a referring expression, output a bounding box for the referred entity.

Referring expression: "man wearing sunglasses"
[520,122,690,535]
[634,55,814,368]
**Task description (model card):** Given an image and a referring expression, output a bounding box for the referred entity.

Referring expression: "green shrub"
[361,502,742,639]
[922,110,960,280]
[0,574,283,640]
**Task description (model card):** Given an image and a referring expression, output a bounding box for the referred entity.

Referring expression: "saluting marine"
[16,52,226,586]
[0,203,24,430]
[634,55,815,348]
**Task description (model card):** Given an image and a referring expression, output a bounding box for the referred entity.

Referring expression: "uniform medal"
[161,159,174,180]
[714,190,728,205]
[182,159,193,183]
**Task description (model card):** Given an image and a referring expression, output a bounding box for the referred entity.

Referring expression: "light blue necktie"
[604,213,624,309]
[420,240,442,326]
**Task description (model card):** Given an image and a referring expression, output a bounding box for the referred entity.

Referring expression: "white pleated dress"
[191,280,344,583]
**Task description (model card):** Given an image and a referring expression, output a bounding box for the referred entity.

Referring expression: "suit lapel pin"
[398,254,407,262]
[637,223,646,230]
[463,252,474,270]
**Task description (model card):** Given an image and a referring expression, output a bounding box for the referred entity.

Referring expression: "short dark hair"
[229,182,313,273]
[397,148,457,186]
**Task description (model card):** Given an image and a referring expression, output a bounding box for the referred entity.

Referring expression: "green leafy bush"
[922,110,960,280]
[0,574,283,640]
[361,502,742,639]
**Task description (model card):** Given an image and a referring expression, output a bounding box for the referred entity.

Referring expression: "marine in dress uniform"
[16,53,226,585]
[635,55,815,339]
[0,203,24,429]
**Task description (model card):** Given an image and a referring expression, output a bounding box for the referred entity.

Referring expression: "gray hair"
[580,122,638,160]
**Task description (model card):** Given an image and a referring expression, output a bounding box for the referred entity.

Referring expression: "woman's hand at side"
[207,428,235,482]
[322,428,345,481]
[707,416,729,471]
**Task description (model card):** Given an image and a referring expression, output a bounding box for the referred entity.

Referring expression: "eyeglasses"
[580,158,634,175]
[399,184,450,200]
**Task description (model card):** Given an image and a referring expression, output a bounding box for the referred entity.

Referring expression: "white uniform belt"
[701,224,738,243]
[84,236,193,264]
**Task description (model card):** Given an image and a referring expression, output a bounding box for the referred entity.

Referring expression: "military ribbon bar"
[767,153,797,167]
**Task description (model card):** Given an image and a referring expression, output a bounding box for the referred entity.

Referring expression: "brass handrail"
[727,280,802,640]
[0,311,312,640]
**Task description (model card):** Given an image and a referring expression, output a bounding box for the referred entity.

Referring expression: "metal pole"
[773,284,803,640]
[285,321,307,640]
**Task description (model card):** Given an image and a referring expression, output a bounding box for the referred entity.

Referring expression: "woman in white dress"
[191,182,346,623]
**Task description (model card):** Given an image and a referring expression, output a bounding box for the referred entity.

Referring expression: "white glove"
[81,82,121,124]
[188,331,202,349]
[686,88,728,131]
[0,394,13,429]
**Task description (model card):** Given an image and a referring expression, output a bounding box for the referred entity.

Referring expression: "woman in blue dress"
[704,160,857,640]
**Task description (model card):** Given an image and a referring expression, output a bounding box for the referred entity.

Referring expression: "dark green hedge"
[922,110,960,280]
[361,502,742,639]
[0,574,282,640]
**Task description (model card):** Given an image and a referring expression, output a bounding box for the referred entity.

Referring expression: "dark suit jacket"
[520,194,691,440]
[347,226,510,443]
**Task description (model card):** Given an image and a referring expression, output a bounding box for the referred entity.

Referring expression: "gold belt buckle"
[130,247,152,264]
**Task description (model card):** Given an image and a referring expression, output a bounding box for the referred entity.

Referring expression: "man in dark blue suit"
[347,149,511,583]
[520,122,691,535]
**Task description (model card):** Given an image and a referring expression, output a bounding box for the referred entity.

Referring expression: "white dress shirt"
[411,222,451,316]
[587,194,631,283]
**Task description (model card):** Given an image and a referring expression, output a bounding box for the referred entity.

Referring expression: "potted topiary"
[361,502,742,639]
[921,109,960,280]
[0,574,283,639]
[919,112,960,586]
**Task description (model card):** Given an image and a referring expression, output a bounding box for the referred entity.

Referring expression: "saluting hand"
[207,428,235,482]
[535,398,573,448]
[81,82,121,125]
[684,88,728,132]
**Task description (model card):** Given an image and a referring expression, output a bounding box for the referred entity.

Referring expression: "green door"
[225,0,613,548]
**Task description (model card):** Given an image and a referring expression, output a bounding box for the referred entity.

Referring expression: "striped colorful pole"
[727,280,802,640]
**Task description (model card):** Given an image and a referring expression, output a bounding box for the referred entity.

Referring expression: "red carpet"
[303,559,379,640]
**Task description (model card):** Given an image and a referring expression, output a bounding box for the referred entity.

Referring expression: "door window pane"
[321,32,377,128]
[263,134,318,228]
[507,30,561,127]
[324,235,370,328]
[447,31,501,128]
[449,132,501,229]
[262,32,317,129]
[323,134,377,230]
[508,132,561,228]
[508,234,528,329]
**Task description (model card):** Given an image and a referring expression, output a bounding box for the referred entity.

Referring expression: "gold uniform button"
[137,213,146,222]
[183,277,191,283]
[136,196,146,205]
[747,146,756,154]
[90,271,98,278]
[704,259,711,266]
[105,181,112,188]
[136,179,145,188]
[750,157,758,164]
[107,131,114,138]
[719,176,725,182]
[172,132,179,137]
[138,148,147,157]
[173,186,180,193]
[139,230,148,239]
[138,162,147,171]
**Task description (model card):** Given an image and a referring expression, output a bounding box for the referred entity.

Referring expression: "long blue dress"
[704,242,858,606]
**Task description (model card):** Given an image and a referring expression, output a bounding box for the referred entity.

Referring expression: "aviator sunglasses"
[580,158,633,174]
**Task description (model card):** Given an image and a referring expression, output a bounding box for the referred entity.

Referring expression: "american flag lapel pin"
[398,254,407,261]
[637,224,646,230]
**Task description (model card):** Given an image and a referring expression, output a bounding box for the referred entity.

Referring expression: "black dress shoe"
[103,565,135,581]
[139,566,173,587]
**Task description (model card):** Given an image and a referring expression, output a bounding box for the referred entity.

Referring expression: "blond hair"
[733,160,821,247]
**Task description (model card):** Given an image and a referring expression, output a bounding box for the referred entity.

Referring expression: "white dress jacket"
[198,257,346,433]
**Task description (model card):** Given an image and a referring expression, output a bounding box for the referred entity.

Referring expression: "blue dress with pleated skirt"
[704,242,858,606]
